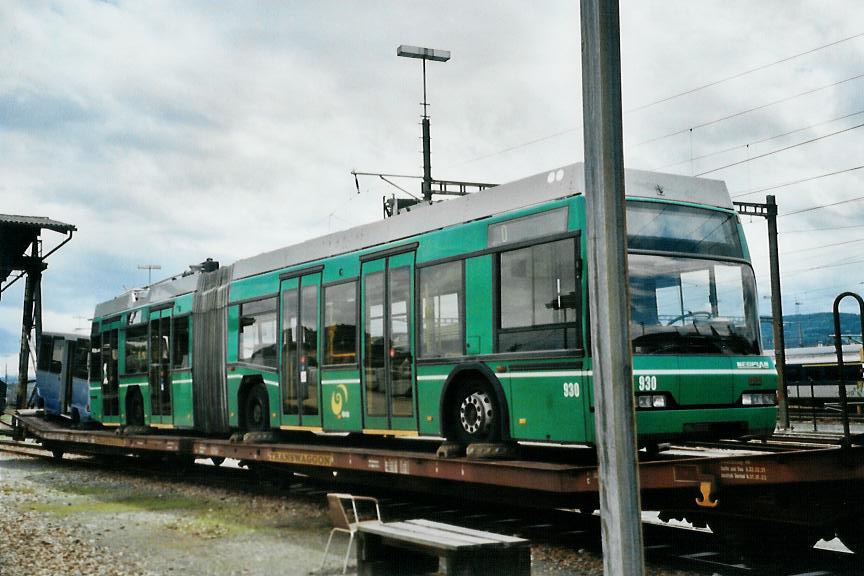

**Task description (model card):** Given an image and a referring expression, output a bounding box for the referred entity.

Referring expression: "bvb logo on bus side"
[330,384,349,419]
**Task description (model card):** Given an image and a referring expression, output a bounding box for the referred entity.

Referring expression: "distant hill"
[761,312,861,349]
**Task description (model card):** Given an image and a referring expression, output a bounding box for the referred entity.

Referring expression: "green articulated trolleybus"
[89,163,778,448]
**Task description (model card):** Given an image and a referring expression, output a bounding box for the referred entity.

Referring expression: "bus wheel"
[210,456,226,467]
[126,389,145,427]
[451,380,501,445]
[244,384,270,432]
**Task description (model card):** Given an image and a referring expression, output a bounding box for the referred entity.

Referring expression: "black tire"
[126,389,145,427]
[243,384,270,433]
[448,380,502,446]
[51,448,64,461]
[210,456,226,467]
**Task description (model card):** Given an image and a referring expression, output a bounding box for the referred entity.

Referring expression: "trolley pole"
[580,1,645,575]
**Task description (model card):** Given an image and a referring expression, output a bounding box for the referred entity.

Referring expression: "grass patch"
[166,513,252,539]
[23,493,208,517]
[0,485,36,495]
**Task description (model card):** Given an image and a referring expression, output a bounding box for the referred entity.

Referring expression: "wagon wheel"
[243,384,270,433]
[836,519,864,555]
[711,518,818,561]
[449,380,501,446]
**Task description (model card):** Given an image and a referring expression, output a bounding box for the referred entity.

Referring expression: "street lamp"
[397,44,450,202]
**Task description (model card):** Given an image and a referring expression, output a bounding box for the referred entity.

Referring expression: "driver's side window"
[655,269,710,326]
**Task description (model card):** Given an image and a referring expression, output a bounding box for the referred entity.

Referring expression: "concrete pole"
[580,1,646,575]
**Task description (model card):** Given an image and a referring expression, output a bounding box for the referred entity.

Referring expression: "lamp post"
[397,45,450,202]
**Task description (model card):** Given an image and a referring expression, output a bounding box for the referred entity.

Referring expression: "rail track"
[0,436,859,575]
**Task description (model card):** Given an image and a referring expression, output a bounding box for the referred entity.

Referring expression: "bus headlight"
[741,392,776,406]
[637,394,667,409]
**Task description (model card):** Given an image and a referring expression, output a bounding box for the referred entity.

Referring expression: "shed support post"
[580,1,645,575]
[16,245,41,409]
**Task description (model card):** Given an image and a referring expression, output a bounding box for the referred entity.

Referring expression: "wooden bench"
[356,518,530,575]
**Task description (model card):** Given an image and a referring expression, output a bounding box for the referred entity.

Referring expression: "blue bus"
[36,332,91,423]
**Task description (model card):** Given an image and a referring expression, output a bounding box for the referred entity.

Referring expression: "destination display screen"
[626,201,743,259]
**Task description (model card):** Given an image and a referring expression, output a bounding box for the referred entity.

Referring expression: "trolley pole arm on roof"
[733,196,789,429]
[581,1,645,574]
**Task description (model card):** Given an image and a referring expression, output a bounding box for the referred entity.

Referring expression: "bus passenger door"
[361,251,416,432]
[149,310,172,425]
[60,339,74,416]
[280,273,322,428]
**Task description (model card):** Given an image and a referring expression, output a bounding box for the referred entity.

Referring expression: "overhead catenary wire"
[694,121,864,176]
[630,71,864,149]
[654,109,864,172]
[782,236,864,256]
[451,31,864,166]
[732,164,864,199]
[781,223,864,234]
[781,194,864,218]
[624,31,864,115]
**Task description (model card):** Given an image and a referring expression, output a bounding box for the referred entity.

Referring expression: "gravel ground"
[0,452,700,575]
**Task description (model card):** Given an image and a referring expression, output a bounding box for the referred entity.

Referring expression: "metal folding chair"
[319,493,382,574]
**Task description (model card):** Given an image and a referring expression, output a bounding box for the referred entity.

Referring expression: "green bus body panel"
[225,366,279,429]
[321,369,362,431]
[226,306,239,364]
[172,371,195,428]
[505,363,587,442]
[636,406,777,436]
[89,386,102,420]
[416,365,450,436]
[229,270,280,303]
[464,256,493,356]
[174,294,193,316]
[322,254,359,284]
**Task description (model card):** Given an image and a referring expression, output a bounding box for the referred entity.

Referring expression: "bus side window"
[173,316,190,369]
[73,339,89,380]
[37,337,54,372]
[51,337,65,374]
[323,281,357,365]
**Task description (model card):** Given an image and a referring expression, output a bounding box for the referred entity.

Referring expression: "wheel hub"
[251,402,263,424]
[459,391,493,435]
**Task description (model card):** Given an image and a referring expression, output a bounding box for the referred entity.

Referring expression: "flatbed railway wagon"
[88,163,777,447]
[35,331,91,423]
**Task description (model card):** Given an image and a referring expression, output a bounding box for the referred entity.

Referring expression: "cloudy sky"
[2,1,864,373]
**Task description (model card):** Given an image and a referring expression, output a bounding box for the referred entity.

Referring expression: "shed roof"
[0,214,77,234]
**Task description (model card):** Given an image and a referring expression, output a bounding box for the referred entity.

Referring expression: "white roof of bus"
[95,162,731,316]
[231,162,731,281]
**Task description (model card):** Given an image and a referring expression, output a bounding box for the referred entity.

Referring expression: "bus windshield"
[629,254,760,355]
